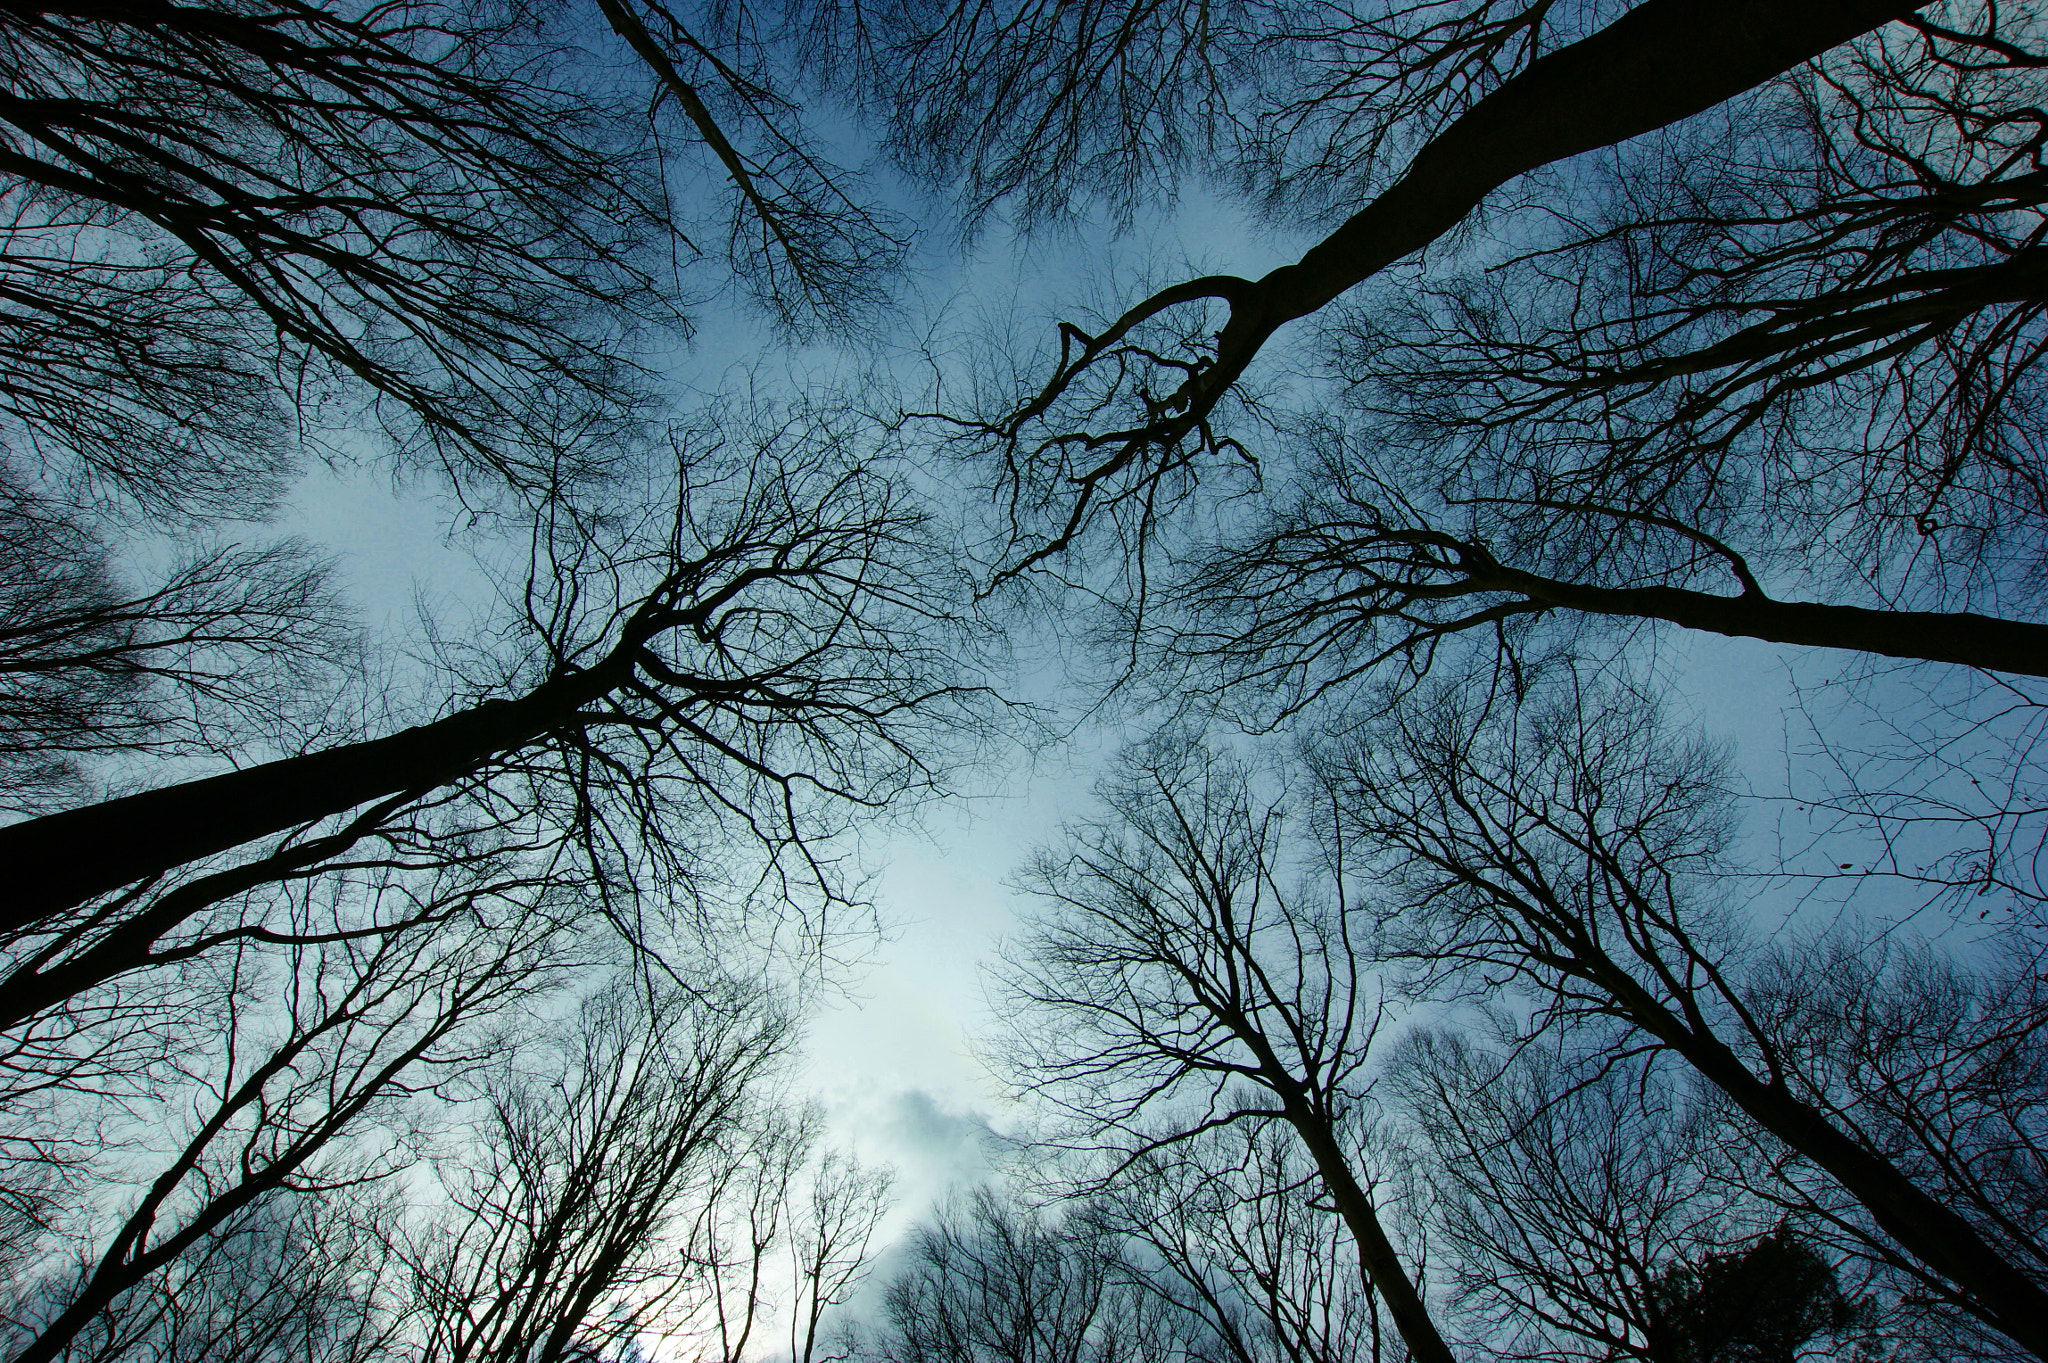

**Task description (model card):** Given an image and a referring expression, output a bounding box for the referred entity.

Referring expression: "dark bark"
[1583,955,2048,1359]
[1546,245,2048,395]
[1485,567,2048,676]
[1195,1011,1454,1363]
[6,974,477,1363]
[1184,522,2048,711]
[0,655,629,931]
[1010,737,1456,1363]
[1,448,947,1039]
[1003,0,1926,576]
[1274,1086,1453,1363]
[1205,0,1934,407]
[0,791,427,1034]
[1351,680,2048,1357]
[1206,992,1453,1363]
[1191,909,1454,1363]
[1244,0,1928,330]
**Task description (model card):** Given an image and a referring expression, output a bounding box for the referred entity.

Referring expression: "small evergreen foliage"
[1646,1233,1865,1363]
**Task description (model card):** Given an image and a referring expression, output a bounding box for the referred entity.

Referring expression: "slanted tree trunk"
[1574,949,2048,1359]
[1481,566,2048,676]
[1000,0,1929,583]
[1273,1083,1454,1363]
[0,655,631,931]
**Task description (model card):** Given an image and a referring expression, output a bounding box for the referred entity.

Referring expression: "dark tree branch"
[989,0,1924,577]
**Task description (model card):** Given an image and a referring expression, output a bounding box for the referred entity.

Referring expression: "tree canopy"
[6,1,2048,1361]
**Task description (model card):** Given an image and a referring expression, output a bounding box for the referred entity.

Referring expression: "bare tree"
[0,863,585,1363]
[0,416,973,1027]
[0,0,657,519]
[0,6,948,1363]
[784,1148,895,1363]
[678,1105,895,1363]
[405,976,799,1363]
[0,0,908,529]
[0,0,921,863]
[1155,449,2048,718]
[1144,0,2048,703]
[779,0,1268,235]
[860,1185,1204,1363]
[1395,1026,1903,1362]
[0,851,560,1266]
[770,1,2048,737]
[591,0,909,333]
[1313,668,2048,1356]
[688,1105,817,1363]
[1092,1119,1391,1363]
[10,1190,411,1363]
[920,0,1924,587]
[0,478,356,813]
[1325,7,2048,617]
[1002,733,1452,1363]
[1716,935,2048,1357]
[3,922,893,1363]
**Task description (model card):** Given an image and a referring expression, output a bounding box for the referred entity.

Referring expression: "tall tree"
[0,417,971,1029]
[1314,669,2048,1356]
[0,868,581,1363]
[1397,1027,1909,1361]
[935,0,1925,581]
[1135,2,2048,697]
[1003,733,1453,1363]
[406,977,799,1363]
[859,1186,1202,1363]
[1091,1120,1391,1363]
[0,0,904,524]
[783,0,2048,690]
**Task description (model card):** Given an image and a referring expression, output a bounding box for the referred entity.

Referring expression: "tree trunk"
[0,659,626,931]
[0,792,421,1032]
[1484,567,2048,676]
[1198,0,1928,406]
[1282,1093,1458,1363]
[1593,963,2048,1359]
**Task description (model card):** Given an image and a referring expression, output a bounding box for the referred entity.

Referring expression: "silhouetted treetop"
[1646,1231,1868,1363]
[0,0,907,527]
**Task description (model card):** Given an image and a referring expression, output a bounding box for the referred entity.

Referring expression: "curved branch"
[1001,0,1926,570]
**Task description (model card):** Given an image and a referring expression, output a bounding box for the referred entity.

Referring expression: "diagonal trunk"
[1196,0,1928,416]
[1227,1009,1456,1363]
[1280,1092,1457,1363]
[0,658,627,932]
[1584,957,2048,1359]
[1482,566,2048,676]
[1013,0,1927,581]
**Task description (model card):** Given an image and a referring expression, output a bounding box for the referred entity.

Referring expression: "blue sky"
[240,109,2001,1350]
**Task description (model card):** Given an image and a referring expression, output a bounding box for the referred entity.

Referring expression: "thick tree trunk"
[1217,999,1455,1363]
[0,659,627,931]
[1484,566,2048,676]
[0,793,418,1032]
[1282,1094,1457,1363]
[1012,0,1927,583]
[1195,0,1928,404]
[1591,963,2048,1359]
